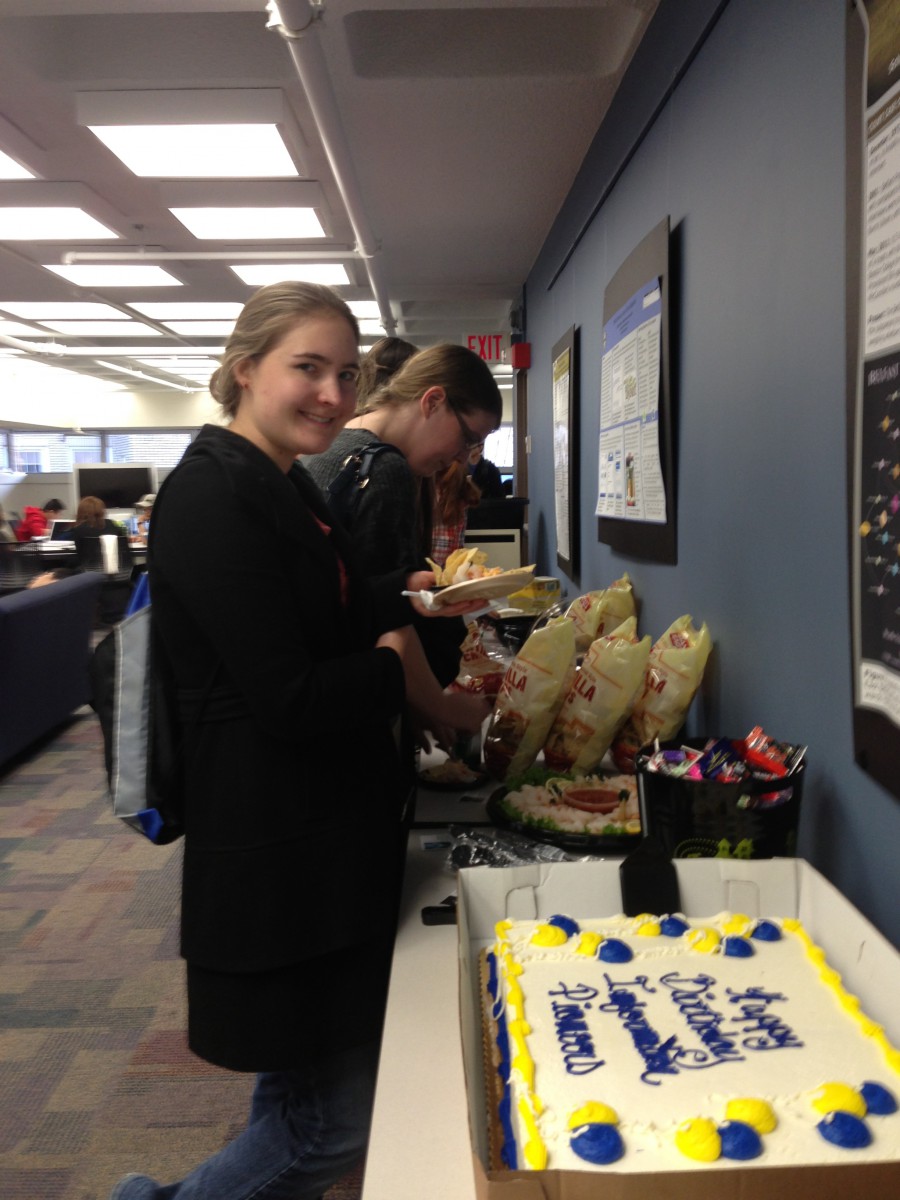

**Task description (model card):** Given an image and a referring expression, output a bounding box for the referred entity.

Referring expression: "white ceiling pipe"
[63,249,363,263]
[266,0,397,335]
[0,332,65,356]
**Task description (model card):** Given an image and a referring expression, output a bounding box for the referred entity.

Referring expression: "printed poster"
[852,0,900,794]
[595,279,666,523]
[552,343,571,564]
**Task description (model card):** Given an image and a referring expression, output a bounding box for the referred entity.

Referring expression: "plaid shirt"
[430,517,466,567]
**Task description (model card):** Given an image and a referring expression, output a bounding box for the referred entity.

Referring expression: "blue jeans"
[115,1040,380,1200]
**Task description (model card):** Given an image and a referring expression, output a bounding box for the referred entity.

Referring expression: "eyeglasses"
[449,404,485,451]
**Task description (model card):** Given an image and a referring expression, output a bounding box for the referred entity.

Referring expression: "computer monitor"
[74,463,157,510]
[49,519,75,541]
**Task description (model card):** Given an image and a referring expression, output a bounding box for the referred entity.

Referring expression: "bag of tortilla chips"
[611,614,712,772]
[543,617,651,774]
[565,573,636,651]
[449,621,506,697]
[483,617,576,781]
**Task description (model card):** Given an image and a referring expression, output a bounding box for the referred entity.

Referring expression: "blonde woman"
[110,283,482,1200]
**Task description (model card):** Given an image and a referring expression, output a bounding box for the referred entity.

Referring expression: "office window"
[17,451,42,474]
[4,429,196,473]
[484,424,514,470]
[11,434,52,473]
[68,434,103,465]
[105,432,193,467]
[10,431,103,472]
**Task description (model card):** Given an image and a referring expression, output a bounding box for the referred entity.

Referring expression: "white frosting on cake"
[485,912,900,1173]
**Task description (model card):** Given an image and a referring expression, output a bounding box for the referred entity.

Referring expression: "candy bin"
[635,732,805,860]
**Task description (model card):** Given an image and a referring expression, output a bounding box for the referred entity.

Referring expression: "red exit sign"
[466,333,508,362]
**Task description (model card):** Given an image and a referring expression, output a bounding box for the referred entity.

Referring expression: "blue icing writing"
[550,1001,606,1075]
[726,986,804,1050]
[547,982,604,1075]
[659,973,744,1065]
[598,974,683,1085]
[548,982,600,1003]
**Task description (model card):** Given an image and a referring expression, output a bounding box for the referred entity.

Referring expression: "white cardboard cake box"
[456,857,900,1200]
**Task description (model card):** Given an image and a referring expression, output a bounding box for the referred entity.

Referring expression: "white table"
[362,755,621,1198]
[361,827,478,1200]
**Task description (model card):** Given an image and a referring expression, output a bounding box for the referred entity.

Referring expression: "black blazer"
[148,425,408,975]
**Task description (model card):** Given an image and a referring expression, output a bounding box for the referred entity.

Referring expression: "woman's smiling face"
[231,314,360,470]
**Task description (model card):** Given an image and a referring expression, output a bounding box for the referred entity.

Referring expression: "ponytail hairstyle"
[360,342,502,427]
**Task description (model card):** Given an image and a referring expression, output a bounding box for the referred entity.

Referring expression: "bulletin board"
[848,0,900,801]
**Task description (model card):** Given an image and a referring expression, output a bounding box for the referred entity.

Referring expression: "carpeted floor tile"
[0,713,364,1200]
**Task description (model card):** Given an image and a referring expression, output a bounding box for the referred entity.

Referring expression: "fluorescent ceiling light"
[89,125,298,178]
[357,319,387,336]
[0,301,129,319]
[0,207,118,239]
[135,356,220,368]
[135,356,219,381]
[126,302,242,319]
[43,264,183,287]
[161,320,236,336]
[0,150,35,180]
[37,320,162,337]
[169,207,325,239]
[0,320,51,336]
[230,263,350,286]
[50,345,222,357]
[0,355,124,393]
[347,301,382,319]
[95,359,197,392]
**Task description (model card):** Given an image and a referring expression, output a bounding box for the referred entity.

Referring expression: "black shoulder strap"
[325,441,402,527]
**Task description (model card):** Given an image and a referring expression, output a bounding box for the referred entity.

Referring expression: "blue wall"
[523,0,900,946]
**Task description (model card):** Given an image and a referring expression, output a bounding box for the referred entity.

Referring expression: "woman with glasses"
[307,342,500,584]
[305,342,501,737]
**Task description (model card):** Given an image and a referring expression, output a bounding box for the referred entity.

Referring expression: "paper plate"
[431,566,535,607]
[417,763,488,791]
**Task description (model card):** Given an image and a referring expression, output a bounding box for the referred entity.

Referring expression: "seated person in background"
[72,496,132,625]
[27,567,77,589]
[15,497,65,541]
[467,443,505,499]
[431,460,481,568]
[134,492,156,540]
[71,496,130,571]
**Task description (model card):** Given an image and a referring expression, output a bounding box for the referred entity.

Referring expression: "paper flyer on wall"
[595,278,666,523]
[552,342,571,563]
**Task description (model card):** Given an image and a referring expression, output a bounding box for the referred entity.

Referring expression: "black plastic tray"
[486,788,642,854]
